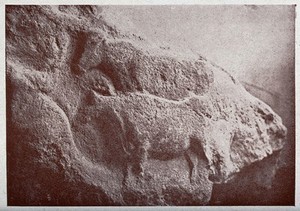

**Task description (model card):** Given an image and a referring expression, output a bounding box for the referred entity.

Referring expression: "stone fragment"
[6,5,287,205]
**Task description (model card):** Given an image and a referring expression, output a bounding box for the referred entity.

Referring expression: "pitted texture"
[6,5,287,205]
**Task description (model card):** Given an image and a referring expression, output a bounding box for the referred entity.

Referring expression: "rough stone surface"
[6,5,287,205]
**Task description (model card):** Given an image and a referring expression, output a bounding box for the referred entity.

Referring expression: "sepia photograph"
[3,1,297,208]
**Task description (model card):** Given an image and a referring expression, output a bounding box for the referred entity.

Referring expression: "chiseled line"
[134,92,195,104]
[135,91,209,104]
[92,88,208,105]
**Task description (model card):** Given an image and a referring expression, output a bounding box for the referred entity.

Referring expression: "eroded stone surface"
[6,5,287,205]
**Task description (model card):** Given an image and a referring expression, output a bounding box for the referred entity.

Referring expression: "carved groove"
[70,31,88,75]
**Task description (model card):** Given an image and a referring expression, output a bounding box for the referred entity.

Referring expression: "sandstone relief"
[6,5,292,205]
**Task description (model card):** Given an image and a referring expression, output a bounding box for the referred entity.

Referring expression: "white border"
[1,0,298,210]
[295,0,299,207]
[0,0,6,209]
[1,0,299,5]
